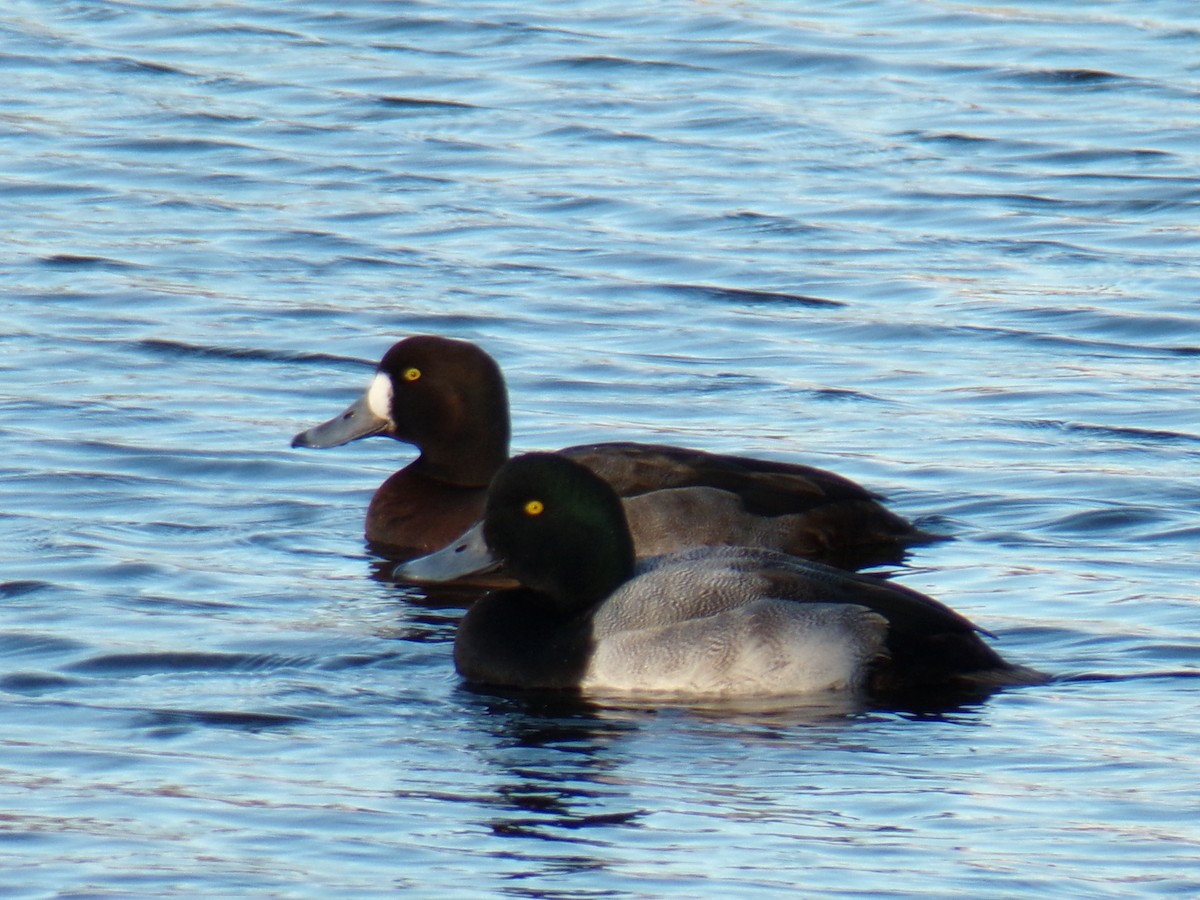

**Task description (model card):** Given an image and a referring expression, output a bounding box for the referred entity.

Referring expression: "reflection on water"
[3,0,1199,896]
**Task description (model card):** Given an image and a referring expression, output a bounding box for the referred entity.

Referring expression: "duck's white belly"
[580,600,887,698]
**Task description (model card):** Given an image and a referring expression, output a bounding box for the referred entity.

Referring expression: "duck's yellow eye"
[523,499,545,517]
[402,367,421,382]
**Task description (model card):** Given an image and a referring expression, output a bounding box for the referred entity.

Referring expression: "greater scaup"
[394,452,1037,701]
[292,336,934,568]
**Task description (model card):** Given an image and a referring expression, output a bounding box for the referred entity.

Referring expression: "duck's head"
[291,335,510,484]
[397,452,637,609]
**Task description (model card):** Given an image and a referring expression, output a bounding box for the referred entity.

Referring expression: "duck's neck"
[518,519,636,615]
[414,405,510,488]
[416,438,507,488]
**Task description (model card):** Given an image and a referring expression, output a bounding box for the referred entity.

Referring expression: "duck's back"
[583,597,888,697]
[562,442,873,507]
[582,548,889,697]
[562,442,929,568]
[583,546,1019,699]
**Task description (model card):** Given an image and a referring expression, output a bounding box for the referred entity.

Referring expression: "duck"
[393,452,1037,700]
[291,335,935,568]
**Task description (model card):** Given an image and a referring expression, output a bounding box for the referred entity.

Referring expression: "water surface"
[2,1,1199,897]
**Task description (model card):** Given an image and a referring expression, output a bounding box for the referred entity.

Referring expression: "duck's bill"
[390,522,502,583]
[291,390,389,449]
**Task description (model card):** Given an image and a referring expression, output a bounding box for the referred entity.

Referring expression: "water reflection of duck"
[396,452,1040,702]
[293,335,935,569]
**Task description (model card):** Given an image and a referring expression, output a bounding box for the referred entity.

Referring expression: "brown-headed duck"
[292,336,936,569]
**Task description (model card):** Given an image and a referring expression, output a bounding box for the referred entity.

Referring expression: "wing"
[562,442,932,568]
[562,441,882,512]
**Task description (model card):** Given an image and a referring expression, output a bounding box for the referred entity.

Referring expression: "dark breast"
[453,590,594,690]
[366,467,489,560]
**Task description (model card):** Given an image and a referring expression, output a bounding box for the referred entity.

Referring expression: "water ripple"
[65,651,317,676]
[136,707,311,732]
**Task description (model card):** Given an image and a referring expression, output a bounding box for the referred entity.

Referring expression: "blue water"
[3,1,1199,896]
